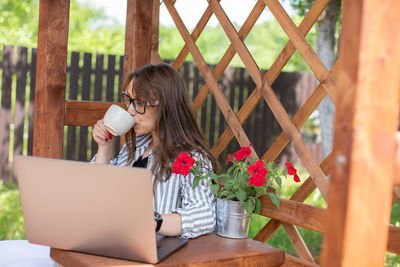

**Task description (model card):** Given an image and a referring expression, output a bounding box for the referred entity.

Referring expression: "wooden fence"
[0,45,321,183]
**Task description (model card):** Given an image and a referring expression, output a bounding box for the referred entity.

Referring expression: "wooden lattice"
[159,0,400,265]
[159,0,329,264]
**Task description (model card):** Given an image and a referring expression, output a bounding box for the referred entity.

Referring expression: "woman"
[92,63,220,239]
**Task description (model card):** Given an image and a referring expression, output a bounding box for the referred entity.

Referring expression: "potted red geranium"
[172,143,300,238]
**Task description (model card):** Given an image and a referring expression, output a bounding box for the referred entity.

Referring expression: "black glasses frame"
[121,91,159,114]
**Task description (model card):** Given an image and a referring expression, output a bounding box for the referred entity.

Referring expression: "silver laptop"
[14,155,188,264]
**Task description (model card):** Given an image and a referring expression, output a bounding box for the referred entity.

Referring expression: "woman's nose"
[127,103,137,116]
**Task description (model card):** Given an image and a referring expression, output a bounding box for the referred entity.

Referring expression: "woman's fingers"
[93,119,112,145]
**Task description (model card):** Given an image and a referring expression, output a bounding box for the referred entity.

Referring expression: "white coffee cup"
[103,104,135,136]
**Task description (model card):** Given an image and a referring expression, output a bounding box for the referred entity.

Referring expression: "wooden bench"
[50,233,284,267]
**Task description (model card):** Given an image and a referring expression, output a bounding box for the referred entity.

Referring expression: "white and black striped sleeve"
[173,168,216,239]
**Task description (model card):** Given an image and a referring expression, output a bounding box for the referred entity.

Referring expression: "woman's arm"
[173,166,216,239]
[157,213,182,236]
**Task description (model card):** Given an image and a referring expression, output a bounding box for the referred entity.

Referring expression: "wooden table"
[50,233,284,266]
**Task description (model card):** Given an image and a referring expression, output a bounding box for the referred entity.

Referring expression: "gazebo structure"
[32,0,400,266]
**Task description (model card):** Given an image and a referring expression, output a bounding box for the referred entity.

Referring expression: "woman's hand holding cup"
[92,104,135,164]
[93,119,115,147]
[93,119,116,164]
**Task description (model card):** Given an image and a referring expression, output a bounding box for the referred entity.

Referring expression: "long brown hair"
[122,63,220,180]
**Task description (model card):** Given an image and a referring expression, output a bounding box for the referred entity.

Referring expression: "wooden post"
[33,0,70,158]
[323,0,400,266]
[123,0,154,81]
[151,0,162,64]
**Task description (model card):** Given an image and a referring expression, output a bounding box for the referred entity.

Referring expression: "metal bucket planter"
[216,198,251,239]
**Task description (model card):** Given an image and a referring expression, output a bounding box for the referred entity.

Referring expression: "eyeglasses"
[121,91,159,114]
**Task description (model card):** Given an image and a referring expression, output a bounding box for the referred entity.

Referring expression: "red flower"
[234,143,253,161]
[285,162,297,175]
[225,153,235,164]
[248,160,268,177]
[249,174,266,187]
[247,160,268,187]
[287,166,297,175]
[286,162,300,182]
[172,152,195,175]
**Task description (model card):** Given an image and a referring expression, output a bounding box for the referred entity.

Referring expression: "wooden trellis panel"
[164,0,256,156]
[160,0,400,266]
[160,0,330,264]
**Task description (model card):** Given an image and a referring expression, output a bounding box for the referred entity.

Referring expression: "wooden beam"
[323,0,400,266]
[394,132,400,185]
[282,223,315,263]
[151,0,161,64]
[64,100,124,126]
[260,196,326,233]
[33,0,70,158]
[123,0,153,80]
[388,225,400,254]
[393,186,400,204]
[281,254,320,267]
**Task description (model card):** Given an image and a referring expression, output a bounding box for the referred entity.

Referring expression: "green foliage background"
[0,0,316,71]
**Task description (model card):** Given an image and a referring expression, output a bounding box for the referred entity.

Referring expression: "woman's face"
[126,80,159,136]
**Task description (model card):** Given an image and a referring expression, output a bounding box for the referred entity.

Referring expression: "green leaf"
[238,173,249,185]
[193,176,201,188]
[226,194,236,200]
[227,165,236,175]
[268,192,280,209]
[219,173,231,178]
[220,175,232,185]
[245,198,255,214]
[210,183,220,195]
[275,176,282,187]
[192,167,200,176]
[209,173,219,184]
[237,188,247,202]
[218,190,229,198]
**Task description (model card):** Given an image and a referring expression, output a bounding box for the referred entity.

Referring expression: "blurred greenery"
[0,0,316,71]
[0,181,25,240]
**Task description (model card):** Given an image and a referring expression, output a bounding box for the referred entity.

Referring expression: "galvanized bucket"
[216,198,251,239]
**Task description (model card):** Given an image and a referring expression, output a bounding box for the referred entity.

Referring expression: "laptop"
[14,155,188,264]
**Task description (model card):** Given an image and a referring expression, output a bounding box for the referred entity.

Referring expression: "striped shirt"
[93,134,216,239]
